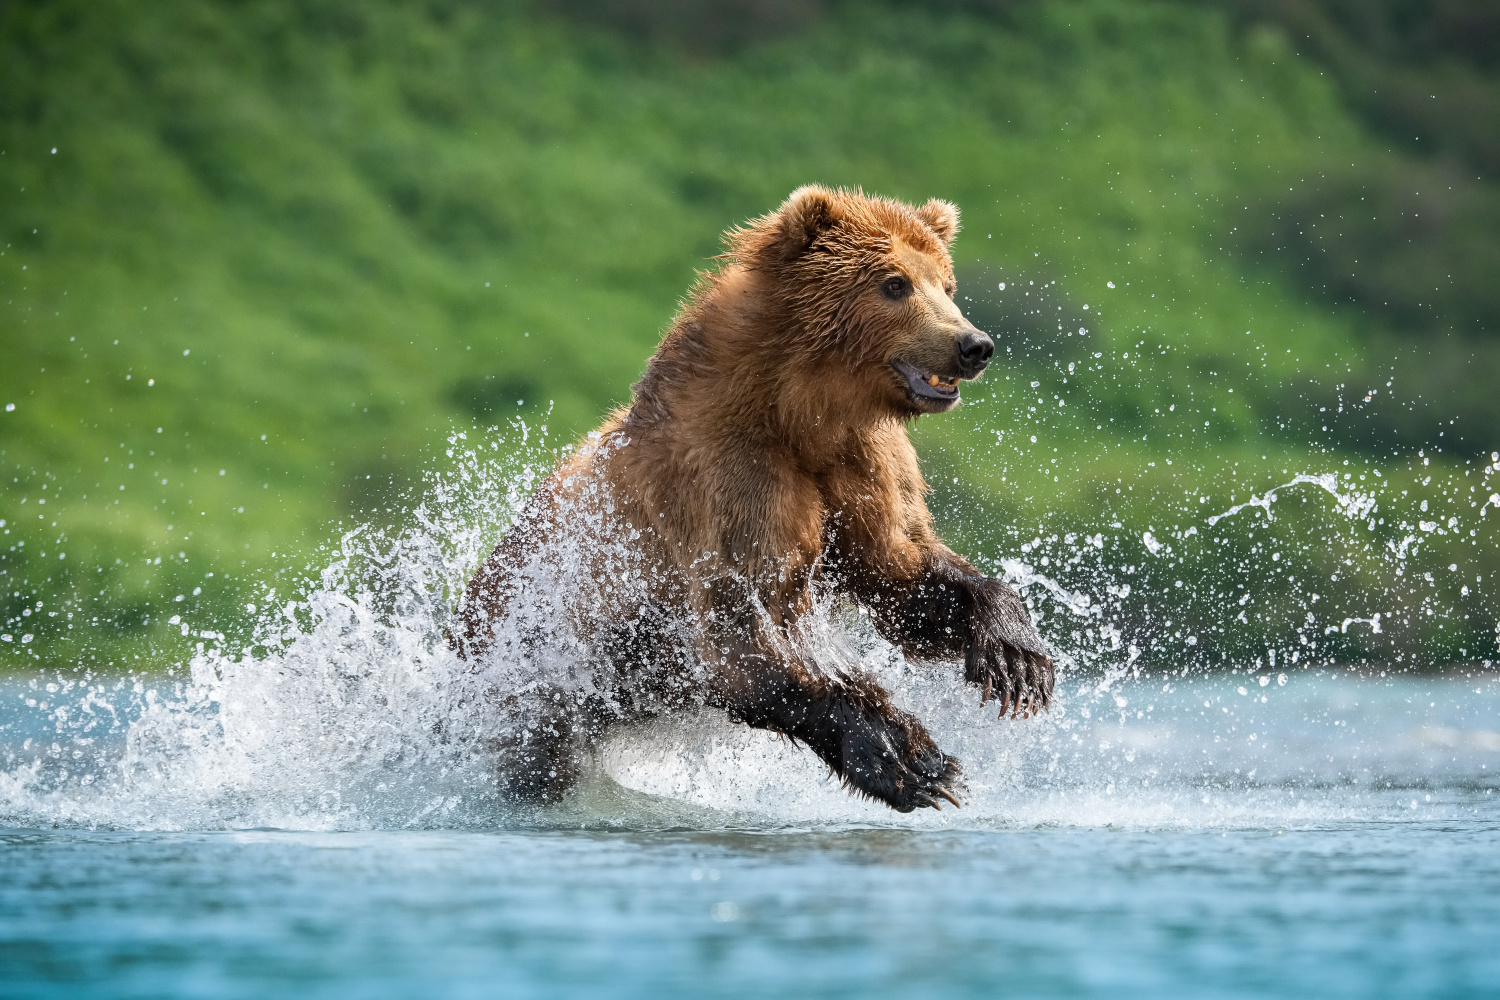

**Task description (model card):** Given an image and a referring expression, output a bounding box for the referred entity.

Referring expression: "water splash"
[1206,473,1376,527]
[1,427,1497,832]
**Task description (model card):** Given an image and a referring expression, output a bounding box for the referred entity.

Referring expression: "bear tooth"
[927,375,940,387]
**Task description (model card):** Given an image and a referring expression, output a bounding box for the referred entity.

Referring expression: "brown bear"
[452,185,1054,811]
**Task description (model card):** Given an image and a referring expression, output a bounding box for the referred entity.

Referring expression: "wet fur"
[453,186,1053,811]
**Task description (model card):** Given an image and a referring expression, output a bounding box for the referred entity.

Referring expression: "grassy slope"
[2,0,1495,672]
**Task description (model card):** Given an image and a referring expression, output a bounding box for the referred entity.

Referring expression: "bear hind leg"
[498,725,582,804]
[497,690,605,805]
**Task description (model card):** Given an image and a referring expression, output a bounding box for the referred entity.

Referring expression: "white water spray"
[1,428,1497,832]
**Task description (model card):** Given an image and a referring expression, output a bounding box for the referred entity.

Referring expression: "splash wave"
[2,432,1496,832]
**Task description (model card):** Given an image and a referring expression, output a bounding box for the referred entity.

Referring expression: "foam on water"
[2,430,1497,833]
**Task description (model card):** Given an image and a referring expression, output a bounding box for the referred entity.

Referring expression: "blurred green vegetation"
[2,0,1497,674]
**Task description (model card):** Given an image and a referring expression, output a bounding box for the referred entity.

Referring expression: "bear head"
[730,184,993,417]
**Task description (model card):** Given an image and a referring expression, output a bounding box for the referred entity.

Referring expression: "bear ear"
[768,184,845,262]
[915,198,960,247]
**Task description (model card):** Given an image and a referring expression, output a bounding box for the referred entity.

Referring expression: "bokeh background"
[3,0,1499,675]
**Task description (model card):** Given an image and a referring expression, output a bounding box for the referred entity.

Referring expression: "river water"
[2,444,1498,997]
[3,668,1497,999]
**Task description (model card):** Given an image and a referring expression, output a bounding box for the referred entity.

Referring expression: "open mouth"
[892,358,962,402]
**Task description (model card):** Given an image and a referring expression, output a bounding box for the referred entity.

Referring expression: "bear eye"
[944,282,956,297]
[882,275,911,300]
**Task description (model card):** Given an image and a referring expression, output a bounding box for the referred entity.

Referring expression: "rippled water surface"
[3,819,1497,1000]
[3,671,1498,999]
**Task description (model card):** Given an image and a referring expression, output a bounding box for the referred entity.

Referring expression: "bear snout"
[956,329,994,376]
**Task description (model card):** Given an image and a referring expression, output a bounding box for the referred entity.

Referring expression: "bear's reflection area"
[2,429,1496,834]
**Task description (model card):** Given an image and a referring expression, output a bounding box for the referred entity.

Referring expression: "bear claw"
[967,641,1054,719]
[960,578,1055,719]
[838,711,966,813]
[886,754,965,813]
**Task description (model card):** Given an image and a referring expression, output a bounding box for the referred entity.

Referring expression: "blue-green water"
[3,671,1498,998]
[3,821,1498,1000]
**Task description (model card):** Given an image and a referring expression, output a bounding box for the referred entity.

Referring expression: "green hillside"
[3,0,1497,674]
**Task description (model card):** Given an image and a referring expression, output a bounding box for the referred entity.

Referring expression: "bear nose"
[957,330,994,370]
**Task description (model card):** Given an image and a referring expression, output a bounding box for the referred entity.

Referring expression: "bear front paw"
[877,747,964,814]
[965,639,1054,718]
[835,703,965,812]
[964,579,1055,718]
[868,747,965,814]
